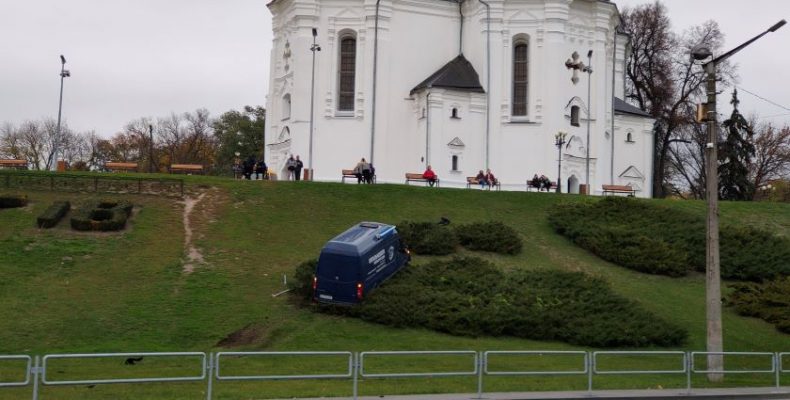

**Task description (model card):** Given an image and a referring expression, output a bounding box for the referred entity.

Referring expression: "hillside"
[1,177,788,398]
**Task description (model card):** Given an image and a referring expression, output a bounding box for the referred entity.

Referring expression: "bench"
[602,184,636,197]
[105,162,138,172]
[405,173,439,187]
[170,164,204,175]
[342,169,376,184]
[466,177,501,191]
[526,180,557,192]
[0,159,28,170]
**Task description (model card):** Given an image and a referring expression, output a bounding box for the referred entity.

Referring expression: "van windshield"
[316,254,359,282]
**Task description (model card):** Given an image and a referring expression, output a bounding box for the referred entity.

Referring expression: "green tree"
[212,106,265,175]
[719,89,755,201]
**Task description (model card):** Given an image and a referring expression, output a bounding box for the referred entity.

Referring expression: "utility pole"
[308,28,321,181]
[53,55,70,171]
[149,124,154,173]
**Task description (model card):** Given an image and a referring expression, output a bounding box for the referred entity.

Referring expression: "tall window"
[512,41,529,116]
[283,94,291,120]
[452,155,459,171]
[338,34,357,112]
[570,106,580,126]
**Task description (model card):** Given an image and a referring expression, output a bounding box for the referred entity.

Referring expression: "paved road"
[270,387,790,400]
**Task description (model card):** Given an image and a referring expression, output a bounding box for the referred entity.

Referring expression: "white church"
[264,0,654,197]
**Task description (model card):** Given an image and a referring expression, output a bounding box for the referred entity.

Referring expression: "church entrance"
[567,175,580,194]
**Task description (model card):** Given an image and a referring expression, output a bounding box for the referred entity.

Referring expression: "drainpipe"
[426,92,431,166]
[611,28,616,184]
[459,1,464,54]
[370,0,382,165]
[476,0,491,169]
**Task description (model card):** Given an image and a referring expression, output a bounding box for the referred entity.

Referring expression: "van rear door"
[315,253,360,304]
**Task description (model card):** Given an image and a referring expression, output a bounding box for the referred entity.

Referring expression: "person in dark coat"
[255,160,267,180]
[243,155,255,180]
[294,155,304,181]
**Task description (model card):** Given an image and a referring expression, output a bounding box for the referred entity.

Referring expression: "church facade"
[265,0,654,196]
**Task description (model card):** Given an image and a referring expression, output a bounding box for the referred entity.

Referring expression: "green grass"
[1,177,789,399]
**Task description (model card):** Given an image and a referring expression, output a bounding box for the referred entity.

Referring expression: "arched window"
[626,132,634,142]
[337,32,357,112]
[452,155,459,171]
[570,105,580,127]
[512,37,529,116]
[282,94,291,120]
[451,108,459,119]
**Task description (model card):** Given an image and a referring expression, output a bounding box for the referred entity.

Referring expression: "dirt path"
[182,192,207,273]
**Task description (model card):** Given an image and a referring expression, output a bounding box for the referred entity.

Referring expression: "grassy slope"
[0,179,788,399]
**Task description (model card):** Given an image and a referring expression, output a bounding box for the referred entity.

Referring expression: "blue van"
[313,222,410,305]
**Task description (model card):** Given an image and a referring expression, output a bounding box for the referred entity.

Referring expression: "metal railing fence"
[1,350,788,400]
[0,170,184,197]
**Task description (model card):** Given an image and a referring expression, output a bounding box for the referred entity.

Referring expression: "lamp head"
[587,50,593,58]
[312,28,318,37]
[768,19,786,32]
[690,44,713,62]
[60,55,66,64]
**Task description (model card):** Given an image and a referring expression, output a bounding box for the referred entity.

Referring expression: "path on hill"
[182,192,207,273]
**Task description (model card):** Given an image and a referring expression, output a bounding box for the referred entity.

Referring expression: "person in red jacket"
[422,165,438,187]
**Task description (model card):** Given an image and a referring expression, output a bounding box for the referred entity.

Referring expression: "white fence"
[0,350,788,399]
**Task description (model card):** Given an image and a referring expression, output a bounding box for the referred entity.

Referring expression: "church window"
[282,94,291,120]
[626,132,634,142]
[451,108,459,119]
[452,155,459,171]
[337,32,357,112]
[512,39,529,116]
[570,105,580,126]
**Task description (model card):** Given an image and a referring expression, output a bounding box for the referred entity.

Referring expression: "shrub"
[70,200,134,231]
[548,197,790,281]
[727,277,790,334]
[297,256,687,347]
[0,194,28,209]
[37,201,71,228]
[290,259,318,302]
[397,220,458,255]
[455,221,523,255]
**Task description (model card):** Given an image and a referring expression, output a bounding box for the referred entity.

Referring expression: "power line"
[736,86,790,113]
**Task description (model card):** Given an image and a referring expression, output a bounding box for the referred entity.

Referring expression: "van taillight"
[312,276,317,291]
[356,282,364,300]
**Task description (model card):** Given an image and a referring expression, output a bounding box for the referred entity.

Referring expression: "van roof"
[322,222,397,257]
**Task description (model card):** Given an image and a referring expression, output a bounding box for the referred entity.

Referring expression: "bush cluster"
[397,221,458,255]
[291,258,318,302]
[547,197,790,281]
[296,256,687,347]
[455,221,523,255]
[727,277,790,334]
[37,201,71,228]
[0,194,28,208]
[70,200,134,231]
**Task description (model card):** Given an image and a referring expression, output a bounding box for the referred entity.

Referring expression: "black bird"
[124,356,144,365]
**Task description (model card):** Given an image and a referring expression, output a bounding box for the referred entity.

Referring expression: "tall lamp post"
[308,28,321,181]
[53,55,70,171]
[554,131,567,194]
[690,18,785,381]
[148,124,154,173]
[583,50,593,195]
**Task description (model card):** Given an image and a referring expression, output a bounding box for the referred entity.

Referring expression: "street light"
[691,18,785,381]
[308,28,321,181]
[583,50,593,195]
[53,55,70,171]
[554,131,567,194]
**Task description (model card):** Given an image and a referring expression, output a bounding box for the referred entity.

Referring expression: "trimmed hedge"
[397,220,458,255]
[297,257,687,347]
[37,201,71,228]
[291,259,318,302]
[727,277,790,334]
[455,221,523,255]
[70,200,133,231]
[548,197,790,281]
[0,194,28,209]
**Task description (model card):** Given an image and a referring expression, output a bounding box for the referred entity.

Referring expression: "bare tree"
[750,122,790,188]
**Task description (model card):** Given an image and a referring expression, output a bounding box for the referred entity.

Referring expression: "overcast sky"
[1,1,788,137]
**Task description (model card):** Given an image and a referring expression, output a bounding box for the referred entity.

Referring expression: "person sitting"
[255,160,267,180]
[353,158,369,184]
[485,169,498,187]
[530,174,541,190]
[539,174,551,191]
[422,165,438,187]
[475,170,488,188]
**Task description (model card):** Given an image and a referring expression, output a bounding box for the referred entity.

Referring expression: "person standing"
[285,155,296,180]
[255,159,267,180]
[243,155,255,180]
[294,155,304,181]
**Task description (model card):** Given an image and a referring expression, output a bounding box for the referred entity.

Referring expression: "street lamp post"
[53,55,70,171]
[584,50,593,195]
[308,28,321,181]
[554,131,567,194]
[148,124,154,173]
[691,18,785,381]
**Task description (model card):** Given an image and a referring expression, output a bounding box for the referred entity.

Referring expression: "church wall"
[613,113,654,198]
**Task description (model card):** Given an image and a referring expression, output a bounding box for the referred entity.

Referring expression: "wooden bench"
[170,164,204,175]
[0,159,28,170]
[602,184,636,197]
[405,173,440,187]
[466,177,501,191]
[526,180,557,192]
[342,169,376,184]
[105,162,138,172]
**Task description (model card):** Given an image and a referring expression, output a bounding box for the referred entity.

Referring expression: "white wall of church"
[265,0,654,197]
